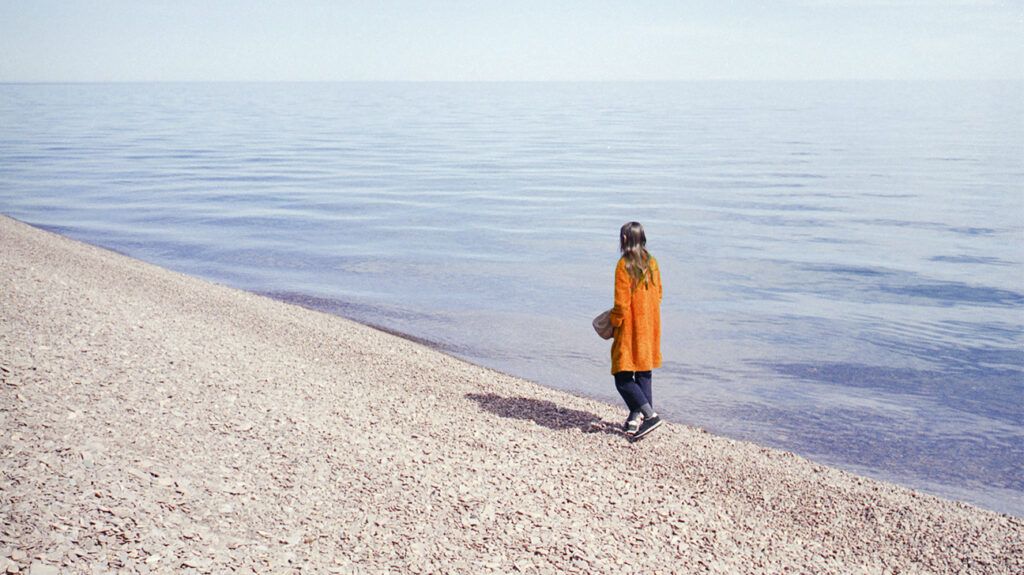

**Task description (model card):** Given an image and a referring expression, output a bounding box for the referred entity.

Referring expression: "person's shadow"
[466,392,623,438]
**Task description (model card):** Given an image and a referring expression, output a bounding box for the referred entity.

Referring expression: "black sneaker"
[623,417,641,435]
[631,415,663,441]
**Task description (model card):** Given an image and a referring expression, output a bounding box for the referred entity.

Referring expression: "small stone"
[28,564,59,575]
[182,557,209,569]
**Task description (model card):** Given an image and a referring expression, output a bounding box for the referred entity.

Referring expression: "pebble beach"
[2,213,1021,574]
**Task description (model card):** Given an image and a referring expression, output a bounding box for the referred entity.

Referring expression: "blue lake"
[1,81,1021,515]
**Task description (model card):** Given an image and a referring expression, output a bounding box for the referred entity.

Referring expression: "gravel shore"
[2,214,1021,574]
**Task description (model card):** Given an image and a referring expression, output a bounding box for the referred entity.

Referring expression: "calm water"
[1,82,1021,516]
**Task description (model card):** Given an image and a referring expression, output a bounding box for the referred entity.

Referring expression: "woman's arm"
[656,261,663,302]
[609,260,630,327]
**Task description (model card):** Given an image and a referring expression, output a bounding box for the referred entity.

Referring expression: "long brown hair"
[620,221,652,288]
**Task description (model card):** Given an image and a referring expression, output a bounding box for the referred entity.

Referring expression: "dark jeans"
[614,370,652,413]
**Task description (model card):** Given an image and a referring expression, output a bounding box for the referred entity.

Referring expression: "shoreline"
[2,214,1021,573]
[260,289,1024,520]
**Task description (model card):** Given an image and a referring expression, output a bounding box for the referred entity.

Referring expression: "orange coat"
[609,256,662,374]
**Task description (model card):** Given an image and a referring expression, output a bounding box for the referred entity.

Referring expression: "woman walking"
[610,221,663,440]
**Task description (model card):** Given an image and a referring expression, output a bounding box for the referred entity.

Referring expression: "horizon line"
[2,78,1022,85]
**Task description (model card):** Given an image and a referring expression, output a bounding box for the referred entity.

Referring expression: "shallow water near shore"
[1,81,1021,515]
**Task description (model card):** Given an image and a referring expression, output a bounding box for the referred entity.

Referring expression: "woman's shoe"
[623,417,641,435]
[631,415,663,441]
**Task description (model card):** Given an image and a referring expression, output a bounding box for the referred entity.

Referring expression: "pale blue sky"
[1,1,1021,81]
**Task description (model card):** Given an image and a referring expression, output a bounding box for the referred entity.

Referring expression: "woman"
[609,221,663,440]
